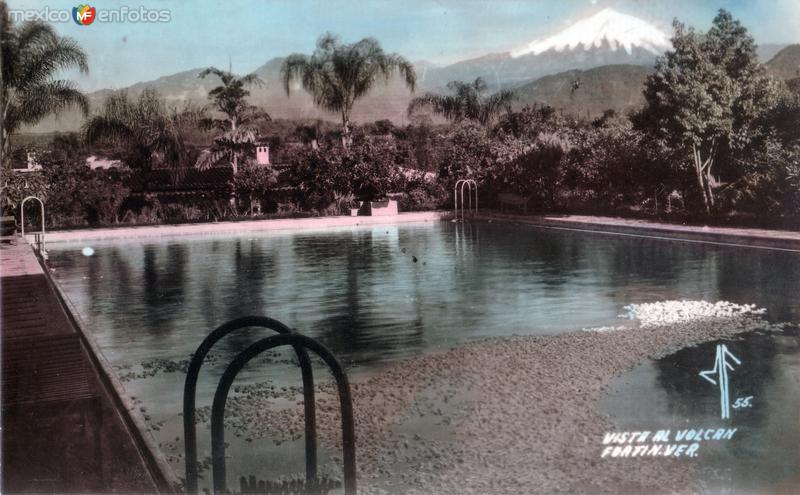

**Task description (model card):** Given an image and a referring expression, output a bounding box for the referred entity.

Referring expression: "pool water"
[46,221,800,491]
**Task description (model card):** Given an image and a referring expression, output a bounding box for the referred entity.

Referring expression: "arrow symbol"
[699,344,741,419]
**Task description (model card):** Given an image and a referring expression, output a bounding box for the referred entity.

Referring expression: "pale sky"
[6,0,800,92]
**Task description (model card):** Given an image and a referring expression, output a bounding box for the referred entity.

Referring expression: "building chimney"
[256,146,270,166]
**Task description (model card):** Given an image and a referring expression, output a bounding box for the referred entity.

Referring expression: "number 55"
[732,396,753,408]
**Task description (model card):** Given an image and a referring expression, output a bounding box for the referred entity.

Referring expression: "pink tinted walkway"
[1,240,165,493]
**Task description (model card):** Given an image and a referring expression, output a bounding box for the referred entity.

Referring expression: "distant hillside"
[513,65,651,117]
[758,44,790,64]
[24,57,421,134]
[19,37,796,134]
[422,44,659,93]
[23,63,655,134]
[766,44,800,80]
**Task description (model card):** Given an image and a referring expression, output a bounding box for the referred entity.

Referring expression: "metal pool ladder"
[183,316,356,495]
[454,179,478,221]
[20,195,46,257]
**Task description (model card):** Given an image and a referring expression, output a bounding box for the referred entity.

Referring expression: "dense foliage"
[233,162,277,214]
[1,139,129,227]
[285,138,409,213]
[634,11,779,213]
[3,8,799,229]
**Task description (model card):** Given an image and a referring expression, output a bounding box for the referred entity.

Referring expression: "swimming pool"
[46,220,800,492]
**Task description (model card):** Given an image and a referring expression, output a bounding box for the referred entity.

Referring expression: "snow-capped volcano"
[511,8,671,58]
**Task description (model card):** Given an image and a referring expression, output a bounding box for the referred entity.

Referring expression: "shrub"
[233,162,278,214]
[42,159,130,227]
[285,139,408,213]
[721,141,800,216]
[399,184,446,211]
[160,203,205,222]
[0,166,48,215]
[436,122,495,186]
[490,132,570,208]
[562,121,679,211]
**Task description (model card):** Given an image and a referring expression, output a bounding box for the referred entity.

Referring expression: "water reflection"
[48,222,800,368]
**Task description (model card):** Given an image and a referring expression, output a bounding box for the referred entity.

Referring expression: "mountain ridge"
[765,44,800,80]
[513,64,651,117]
[16,9,795,134]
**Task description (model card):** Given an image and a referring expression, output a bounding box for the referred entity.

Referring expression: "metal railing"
[183,316,356,495]
[20,195,46,255]
[454,179,478,220]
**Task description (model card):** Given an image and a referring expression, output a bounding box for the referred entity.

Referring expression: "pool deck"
[0,240,173,493]
[33,210,800,251]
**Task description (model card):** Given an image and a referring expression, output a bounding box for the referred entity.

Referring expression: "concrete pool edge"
[35,245,183,491]
[35,211,448,243]
[33,210,800,251]
[477,212,800,252]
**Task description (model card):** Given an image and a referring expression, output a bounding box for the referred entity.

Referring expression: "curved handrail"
[20,195,45,252]
[210,333,356,495]
[183,316,317,494]
[454,179,478,220]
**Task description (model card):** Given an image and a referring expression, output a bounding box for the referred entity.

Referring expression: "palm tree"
[84,89,199,191]
[281,33,416,147]
[1,1,89,159]
[408,78,515,127]
[197,67,269,175]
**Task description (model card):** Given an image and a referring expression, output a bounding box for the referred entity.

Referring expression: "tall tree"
[197,67,269,174]
[408,78,515,127]
[281,33,416,147]
[0,1,89,160]
[634,10,776,213]
[84,89,199,191]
